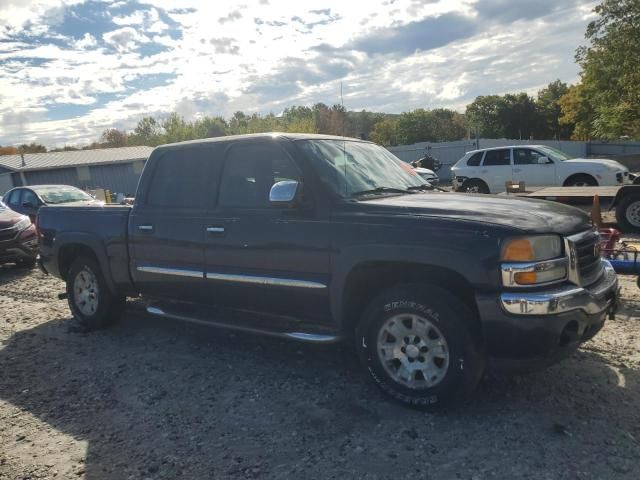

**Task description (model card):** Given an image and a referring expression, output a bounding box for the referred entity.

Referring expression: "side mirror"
[269,180,300,205]
[537,156,550,164]
[22,201,35,209]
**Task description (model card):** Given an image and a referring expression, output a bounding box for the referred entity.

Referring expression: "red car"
[0,200,38,267]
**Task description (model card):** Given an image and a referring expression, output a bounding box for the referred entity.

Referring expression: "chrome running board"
[145,305,342,344]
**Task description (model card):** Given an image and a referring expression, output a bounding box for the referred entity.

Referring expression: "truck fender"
[53,232,119,295]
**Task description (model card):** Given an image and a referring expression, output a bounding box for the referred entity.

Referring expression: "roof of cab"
[154,132,370,151]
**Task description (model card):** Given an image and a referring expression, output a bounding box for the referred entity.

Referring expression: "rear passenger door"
[480,149,512,192]
[129,145,222,302]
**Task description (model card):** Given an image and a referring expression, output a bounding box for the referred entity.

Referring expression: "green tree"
[559,83,595,140]
[573,0,640,139]
[465,95,505,138]
[18,142,47,153]
[536,80,572,139]
[100,129,128,148]
[369,117,400,146]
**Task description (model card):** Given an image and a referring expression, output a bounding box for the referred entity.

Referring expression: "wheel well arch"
[562,173,598,186]
[340,261,482,337]
[58,243,100,281]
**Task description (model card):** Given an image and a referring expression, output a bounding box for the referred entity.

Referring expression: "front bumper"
[500,260,617,316]
[0,225,38,265]
[477,260,618,370]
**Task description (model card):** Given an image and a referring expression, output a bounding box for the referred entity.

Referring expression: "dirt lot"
[0,266,638,480]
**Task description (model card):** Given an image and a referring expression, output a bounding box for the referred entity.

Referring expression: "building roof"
[0,146,153,172]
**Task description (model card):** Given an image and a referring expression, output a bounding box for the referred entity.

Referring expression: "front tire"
[355,284,485,408]
[66,256,125,330]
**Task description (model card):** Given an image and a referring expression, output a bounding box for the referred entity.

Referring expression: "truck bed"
[37,204,134,293]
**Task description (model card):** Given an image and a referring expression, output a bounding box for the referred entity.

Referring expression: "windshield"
[538,146,573,161]
[39,187,93,204]
[297,140,427,198]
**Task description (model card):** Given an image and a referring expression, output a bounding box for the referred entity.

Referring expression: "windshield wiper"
[351,186,414,197]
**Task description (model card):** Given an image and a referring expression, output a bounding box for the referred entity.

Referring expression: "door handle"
[138,225,153,231]
[206,227,225,233]
[513,168,522,173]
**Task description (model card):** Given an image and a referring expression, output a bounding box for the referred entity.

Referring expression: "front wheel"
[66,256,125,330]
[355,284,485,409]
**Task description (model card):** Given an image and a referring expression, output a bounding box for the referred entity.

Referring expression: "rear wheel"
[66,256,125,330]
[355,284,485,409]
[616,192,640,233]
[460,179,490,194]
[564,174,597,187]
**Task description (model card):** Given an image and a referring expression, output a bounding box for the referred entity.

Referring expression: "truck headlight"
[501,235,562,262]
[501,235,566,286]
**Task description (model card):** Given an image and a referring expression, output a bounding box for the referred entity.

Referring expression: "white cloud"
[102,27,149,52]
[0,0,599,146]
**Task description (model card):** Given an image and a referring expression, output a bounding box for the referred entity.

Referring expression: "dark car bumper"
[0,225,38,265]
[476,260,618,371]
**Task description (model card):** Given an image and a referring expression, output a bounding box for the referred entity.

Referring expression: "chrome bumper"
[500,260,618,316]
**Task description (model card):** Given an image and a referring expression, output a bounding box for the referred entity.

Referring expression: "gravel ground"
[0,265,639,480]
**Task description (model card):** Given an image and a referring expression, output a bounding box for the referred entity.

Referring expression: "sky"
[0,0,597,147]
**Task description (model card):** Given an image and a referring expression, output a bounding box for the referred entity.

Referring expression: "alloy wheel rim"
[626,201,640,227]
[73,268,99,316]
[376,313,450,389]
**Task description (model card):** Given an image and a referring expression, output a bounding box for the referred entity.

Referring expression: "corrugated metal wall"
[24,167,79,186]
[88,163,140,195]
[20,161,145,195]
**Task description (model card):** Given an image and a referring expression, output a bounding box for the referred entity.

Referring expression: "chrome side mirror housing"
[269,180,300,205]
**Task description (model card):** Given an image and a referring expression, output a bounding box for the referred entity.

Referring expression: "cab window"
[482,149,511,166]
[514,148,551,165]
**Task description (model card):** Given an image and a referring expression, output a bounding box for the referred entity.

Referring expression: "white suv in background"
[451,145,631,193]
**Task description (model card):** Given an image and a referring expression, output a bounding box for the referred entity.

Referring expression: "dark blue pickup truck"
[37,133,619,408]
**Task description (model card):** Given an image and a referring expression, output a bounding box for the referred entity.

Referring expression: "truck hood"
[360,192,592,235]
[564,158,627,170]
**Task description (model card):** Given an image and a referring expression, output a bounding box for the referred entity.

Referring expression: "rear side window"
[482,149,511,166]
[145,147,217,209]
[466,152,483,166]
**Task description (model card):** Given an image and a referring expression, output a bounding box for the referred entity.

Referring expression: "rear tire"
[460,179,490,194]
[66,256,125,330]
[564,174,597,187]
[615,192,640,233]
[355,284,485,409]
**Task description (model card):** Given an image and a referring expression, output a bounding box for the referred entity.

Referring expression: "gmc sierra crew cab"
[37,133,619,408]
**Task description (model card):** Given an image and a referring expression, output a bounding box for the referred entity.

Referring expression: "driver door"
[512,148,557,187]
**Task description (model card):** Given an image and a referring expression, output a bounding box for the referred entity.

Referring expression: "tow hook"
[58,292,68,300]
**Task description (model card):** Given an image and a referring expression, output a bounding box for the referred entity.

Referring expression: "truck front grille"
[566,230,603,287]
[0,227,17,242]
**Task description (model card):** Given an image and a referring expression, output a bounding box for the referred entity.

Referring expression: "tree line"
[0,0,637,155]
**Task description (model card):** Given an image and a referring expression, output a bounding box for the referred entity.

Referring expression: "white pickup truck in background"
[451,145,632,193]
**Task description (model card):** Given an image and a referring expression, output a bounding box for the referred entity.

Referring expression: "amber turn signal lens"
[502,238,533,261]
[514,271,537,284]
